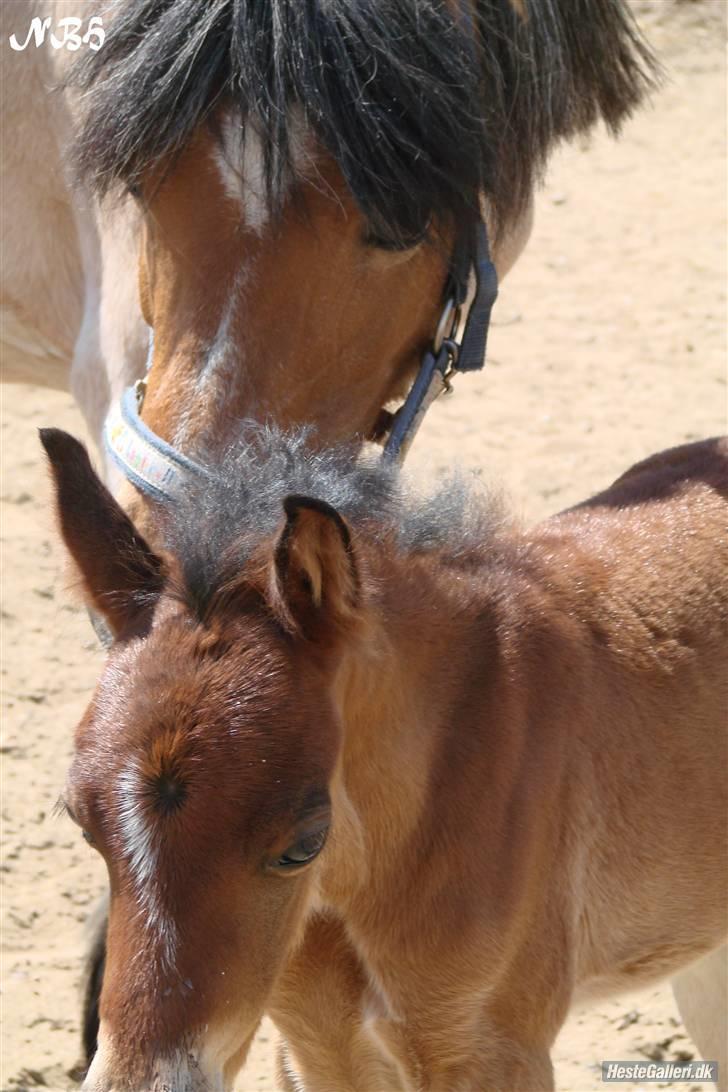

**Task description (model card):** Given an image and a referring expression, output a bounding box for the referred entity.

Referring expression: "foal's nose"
[82,1038,225,1092]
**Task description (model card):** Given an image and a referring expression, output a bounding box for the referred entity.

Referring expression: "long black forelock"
[67,0,657,244]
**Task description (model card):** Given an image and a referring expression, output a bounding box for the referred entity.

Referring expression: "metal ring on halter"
[432,298,462,354]
[134,377,148,411]
[440,337,460,373]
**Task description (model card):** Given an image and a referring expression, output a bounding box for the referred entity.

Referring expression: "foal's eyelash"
[53,796,76,824]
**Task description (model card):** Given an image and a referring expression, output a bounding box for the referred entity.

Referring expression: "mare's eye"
[82,829,95,847]
[271,825,329,872]
[364,219,430,252]
[366,231,426,253]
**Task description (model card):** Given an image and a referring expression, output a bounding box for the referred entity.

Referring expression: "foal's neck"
[328,550,498,892]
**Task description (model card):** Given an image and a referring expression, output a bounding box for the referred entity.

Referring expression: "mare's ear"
[39,429,165,638]
[270,495,360,641]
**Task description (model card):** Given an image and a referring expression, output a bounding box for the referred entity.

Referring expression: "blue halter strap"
[382,220,498,461]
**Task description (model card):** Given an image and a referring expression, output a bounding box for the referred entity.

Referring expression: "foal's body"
[44,432,727,1091]
[268,441,728,1091]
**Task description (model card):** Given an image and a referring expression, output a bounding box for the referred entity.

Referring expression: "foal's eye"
[270,825,329,872]
[60,798,96,848]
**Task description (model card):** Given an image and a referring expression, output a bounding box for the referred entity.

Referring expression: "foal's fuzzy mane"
[162,427,505,614]
[68,0,656,244]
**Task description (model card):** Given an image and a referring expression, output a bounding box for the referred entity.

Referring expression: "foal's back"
[526,438,727,998]
[539,437,728,668]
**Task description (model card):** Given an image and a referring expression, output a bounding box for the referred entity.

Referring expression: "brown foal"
[42,428,727,1092]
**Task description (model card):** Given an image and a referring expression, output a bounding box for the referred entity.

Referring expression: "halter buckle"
[432,298,462,354]
[380,219,498,461]
[134,377,148,412]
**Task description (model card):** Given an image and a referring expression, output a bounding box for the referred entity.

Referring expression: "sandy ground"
[1,2,726,1090]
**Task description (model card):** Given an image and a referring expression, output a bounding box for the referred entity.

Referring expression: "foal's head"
[68,0,654,457]
[43,429,366,1090]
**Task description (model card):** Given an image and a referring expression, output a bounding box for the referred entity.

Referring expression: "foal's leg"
[672,944,727,1091]
[465,1047,555,1092]
[408,1036,555,1092]
[270,913,405,1092]
[402,955,566,1091]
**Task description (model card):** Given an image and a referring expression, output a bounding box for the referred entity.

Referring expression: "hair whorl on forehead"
[67,0,657,244]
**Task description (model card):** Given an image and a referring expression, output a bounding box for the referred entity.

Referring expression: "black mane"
[68,0,657,244]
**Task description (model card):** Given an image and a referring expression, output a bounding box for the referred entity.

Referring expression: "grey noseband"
[105,382,210,503]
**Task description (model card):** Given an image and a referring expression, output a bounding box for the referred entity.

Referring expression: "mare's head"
[42,426,390,1091]
[69,0,655,459]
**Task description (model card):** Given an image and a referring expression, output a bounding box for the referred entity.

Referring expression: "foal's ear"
[271,495,360,640]
[40,429,165,637]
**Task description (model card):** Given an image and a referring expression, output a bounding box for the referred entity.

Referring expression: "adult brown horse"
[43,426,727,1092]
[3,0,655,510]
